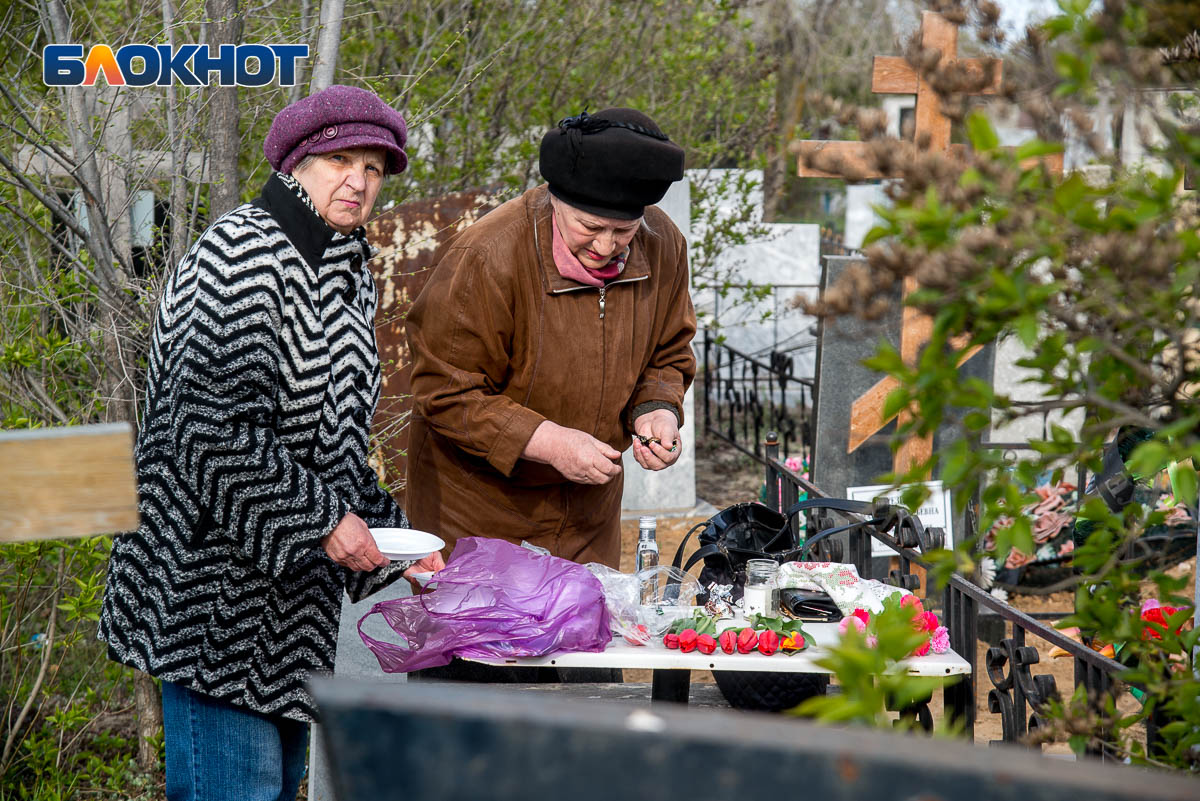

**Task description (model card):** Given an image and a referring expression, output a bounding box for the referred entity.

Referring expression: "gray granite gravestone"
[311,677,1199,801]
[811,255,994,560]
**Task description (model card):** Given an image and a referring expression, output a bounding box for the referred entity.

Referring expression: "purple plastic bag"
[357,537,613,673]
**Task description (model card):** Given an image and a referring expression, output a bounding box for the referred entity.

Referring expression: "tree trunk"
[290,0,315,104]
[96,84,140,426]
[310,0,345,92]
[133,672,162,771]
[41,0,154,770]
[163,0,190,268]
[206,0,242,217]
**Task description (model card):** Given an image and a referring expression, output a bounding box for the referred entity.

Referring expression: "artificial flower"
[1005,548,1033,569]
[1140,598,1191,640]
[976,557,997,589]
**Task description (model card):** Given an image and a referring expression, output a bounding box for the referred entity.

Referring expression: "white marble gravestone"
[620,177,700,514]
[688,169,823,384]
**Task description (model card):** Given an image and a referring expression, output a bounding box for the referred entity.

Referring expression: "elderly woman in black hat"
[407,108,696,569]
[98,85,442,801]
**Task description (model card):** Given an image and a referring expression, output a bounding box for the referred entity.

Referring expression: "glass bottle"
[636,516,661,605]
[635,516,659,572]
[742,558,780,618]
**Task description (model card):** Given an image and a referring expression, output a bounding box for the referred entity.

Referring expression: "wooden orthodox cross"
[794,11,1004,477]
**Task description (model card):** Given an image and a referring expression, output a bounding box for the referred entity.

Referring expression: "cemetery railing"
[700,328,813,469]
[760,435,1143,759]
[819,226,859,258]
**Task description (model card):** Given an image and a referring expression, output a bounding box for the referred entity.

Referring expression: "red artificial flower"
[1141,604,1189,640]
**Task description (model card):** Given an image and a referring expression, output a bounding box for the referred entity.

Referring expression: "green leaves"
[791,603,949,732]
[965,112,999,153]
[668,609,719,636]
[749,613,808,637]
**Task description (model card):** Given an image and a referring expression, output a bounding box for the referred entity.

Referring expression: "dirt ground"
[620,447,1198,749]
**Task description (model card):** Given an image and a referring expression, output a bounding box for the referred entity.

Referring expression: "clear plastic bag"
[585,564,702,644]
[358,537,612,672]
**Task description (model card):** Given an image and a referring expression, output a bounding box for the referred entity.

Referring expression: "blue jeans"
[161,681,309,801]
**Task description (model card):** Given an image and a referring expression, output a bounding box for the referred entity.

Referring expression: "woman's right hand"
[522,420,622,484]
[321,512,389,572]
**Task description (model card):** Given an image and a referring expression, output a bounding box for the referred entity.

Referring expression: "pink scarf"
[551,215,627,287]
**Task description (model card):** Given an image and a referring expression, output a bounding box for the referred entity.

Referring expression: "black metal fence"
[700,328,814,468]
[819,226,859,259]
[759,436,1142,757]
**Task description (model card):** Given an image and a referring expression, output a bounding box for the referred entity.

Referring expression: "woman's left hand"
[631,408,682,471]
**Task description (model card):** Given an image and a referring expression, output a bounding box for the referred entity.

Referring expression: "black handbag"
[671,498,880,712]
[670,498,879,602]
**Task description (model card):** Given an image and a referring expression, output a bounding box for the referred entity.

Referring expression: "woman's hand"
[321,512,389,572]
[403,551,446,577]
[632,408,681,471]
[402,550,446,594]
[522,420,623,484]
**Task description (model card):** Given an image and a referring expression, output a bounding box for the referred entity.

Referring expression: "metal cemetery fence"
[701,328,814,468]
[760,437,1150,758]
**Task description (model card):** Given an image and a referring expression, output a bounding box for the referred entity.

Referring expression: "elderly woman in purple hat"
[98,85,442,801]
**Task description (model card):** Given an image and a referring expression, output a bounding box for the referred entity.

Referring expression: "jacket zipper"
[550,274,647,320]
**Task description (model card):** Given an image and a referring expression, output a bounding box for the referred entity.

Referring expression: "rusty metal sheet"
[366,189,501,501]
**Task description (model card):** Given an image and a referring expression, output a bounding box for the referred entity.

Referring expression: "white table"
[471,620,970,704]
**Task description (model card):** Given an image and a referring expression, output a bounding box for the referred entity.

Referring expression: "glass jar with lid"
[742,559,780,618]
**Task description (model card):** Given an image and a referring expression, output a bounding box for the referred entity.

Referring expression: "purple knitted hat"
[264,85,408,175]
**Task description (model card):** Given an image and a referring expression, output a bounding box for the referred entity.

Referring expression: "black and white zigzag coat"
[99,173,412,722]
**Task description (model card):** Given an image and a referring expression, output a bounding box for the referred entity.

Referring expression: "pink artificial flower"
[930,626,950,654]
[851,608,871,624]
[911,638,931,657]
[785,456,804,472]
[900,594,924,615]
[838,615,867,635]
[1005,548,1034,569]
[1140,598,1161,615]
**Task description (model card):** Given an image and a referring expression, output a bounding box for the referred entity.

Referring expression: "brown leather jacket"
[406,185,696,566]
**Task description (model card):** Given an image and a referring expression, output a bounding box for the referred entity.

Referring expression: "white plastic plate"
[369,528,444,561]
